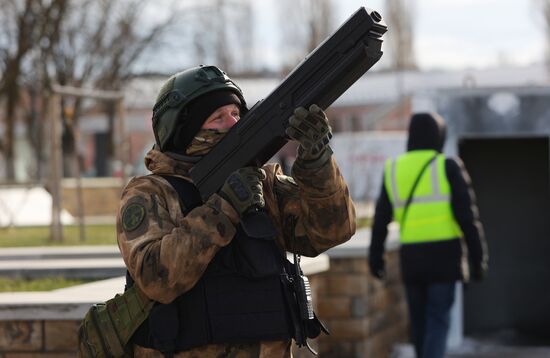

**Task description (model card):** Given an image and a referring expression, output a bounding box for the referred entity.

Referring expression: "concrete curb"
[0,254,330,320]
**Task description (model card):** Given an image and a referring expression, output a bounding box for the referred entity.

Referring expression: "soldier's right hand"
[218,167,266,218]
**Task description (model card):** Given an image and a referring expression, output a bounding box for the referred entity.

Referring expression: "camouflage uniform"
[117,148,356,357]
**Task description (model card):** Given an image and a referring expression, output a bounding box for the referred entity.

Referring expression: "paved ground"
[392,337,550,358]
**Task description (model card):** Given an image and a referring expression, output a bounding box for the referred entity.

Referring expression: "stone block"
[385,321,410,344]
[328,258,355,273]
[44,320,80,351]
[326,318,368,340]
[367,310,392,337]
[330,258,369,274]
[365,289,390,315]
[363,330,393,358]
[312,274,328,295]
[390,306,409,327]
[351,296,367,318]
[318,340,358,358]
[366,276,387,297]
[5,354,75,358]
[385,284,405,303]
[326,274,367,296]
[0,321,42,352]
[317,297,351,318]
[351,258,369,273]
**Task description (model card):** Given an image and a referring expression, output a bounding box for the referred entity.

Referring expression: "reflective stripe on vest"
[384,150,463,244]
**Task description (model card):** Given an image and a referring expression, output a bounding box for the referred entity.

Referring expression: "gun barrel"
[191,7,387,199]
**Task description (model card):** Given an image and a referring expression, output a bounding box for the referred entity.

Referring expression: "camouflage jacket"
[117,148,356,357]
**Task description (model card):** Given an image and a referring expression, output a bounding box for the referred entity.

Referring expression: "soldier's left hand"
[286,104,332,161]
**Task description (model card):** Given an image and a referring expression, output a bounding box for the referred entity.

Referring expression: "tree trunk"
[4,108,15,181]
[3,61,21,181]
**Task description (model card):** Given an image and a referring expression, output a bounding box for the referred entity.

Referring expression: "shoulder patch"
[122,203,146,232]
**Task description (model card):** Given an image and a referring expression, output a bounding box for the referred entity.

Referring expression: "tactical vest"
[384,150,463,244]
[129,175,294,354]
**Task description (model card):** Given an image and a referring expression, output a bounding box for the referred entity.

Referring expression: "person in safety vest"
[368,112,488,358]
[116,65,356,357]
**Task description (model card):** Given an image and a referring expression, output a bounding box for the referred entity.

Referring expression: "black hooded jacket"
[368,113,488,283]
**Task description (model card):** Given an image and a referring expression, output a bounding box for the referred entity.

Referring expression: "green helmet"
[152,65,247,152]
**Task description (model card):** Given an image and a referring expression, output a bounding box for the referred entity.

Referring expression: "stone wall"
[0,320,80,357]
[310,251,409,358]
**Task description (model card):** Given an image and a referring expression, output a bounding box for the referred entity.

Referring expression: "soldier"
[117,65,356,357]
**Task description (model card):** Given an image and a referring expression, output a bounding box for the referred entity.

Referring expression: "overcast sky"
[252,0,545,71]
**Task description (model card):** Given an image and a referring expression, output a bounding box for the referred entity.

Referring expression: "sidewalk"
[0,245,125,279]
[392,341,550,358]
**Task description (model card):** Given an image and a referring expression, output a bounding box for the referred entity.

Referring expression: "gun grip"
[240,209,277,239]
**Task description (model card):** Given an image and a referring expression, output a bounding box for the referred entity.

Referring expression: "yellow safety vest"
[384,150,463,244]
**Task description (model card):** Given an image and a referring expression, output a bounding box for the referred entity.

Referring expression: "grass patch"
[356,216,372,229]
[3,219,372,247]
[0,277,90,292]
[0,225,117,247]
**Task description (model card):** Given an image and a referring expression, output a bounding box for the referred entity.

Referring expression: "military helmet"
[152,65,247,152]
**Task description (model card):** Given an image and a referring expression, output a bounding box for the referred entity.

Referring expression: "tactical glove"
[286,104,333,168]
[219,167,266,218]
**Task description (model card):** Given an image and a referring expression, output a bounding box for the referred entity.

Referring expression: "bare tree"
[385,0,417,71]
[32,0,175,177]
[0,0,67,181]
[277,0,334,73]
[1,0,253,181]
[234,1,254,74]
[186,0,254,74]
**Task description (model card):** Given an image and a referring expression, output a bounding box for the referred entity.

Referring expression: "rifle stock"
[191,7,387,199]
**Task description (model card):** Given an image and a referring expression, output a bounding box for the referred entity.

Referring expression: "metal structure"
[47,85,126,242]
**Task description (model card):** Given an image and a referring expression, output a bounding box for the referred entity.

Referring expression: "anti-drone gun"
[190,7,387,199]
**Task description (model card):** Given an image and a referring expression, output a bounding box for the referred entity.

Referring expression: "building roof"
[124,64,549,110]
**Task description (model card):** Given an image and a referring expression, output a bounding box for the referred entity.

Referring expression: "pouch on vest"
[78,285,153,358]
[228,227,282,278]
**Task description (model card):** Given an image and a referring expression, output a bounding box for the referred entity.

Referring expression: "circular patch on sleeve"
[122,203,146,232]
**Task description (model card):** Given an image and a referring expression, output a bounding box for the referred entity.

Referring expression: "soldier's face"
[201,104,240,130]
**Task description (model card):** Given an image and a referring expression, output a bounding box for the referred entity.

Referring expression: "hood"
[144,146,197,179]
[406,112,447,152]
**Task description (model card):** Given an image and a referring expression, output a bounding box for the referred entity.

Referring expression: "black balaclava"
[169,90,241,152]
[406,112,447,152]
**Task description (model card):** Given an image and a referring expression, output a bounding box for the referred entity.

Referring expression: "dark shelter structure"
[435,87,550,345]
[460,136,550,343]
